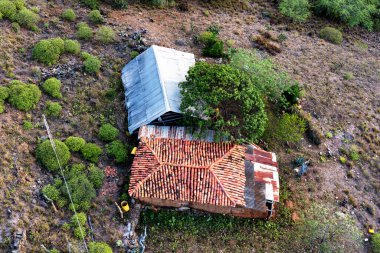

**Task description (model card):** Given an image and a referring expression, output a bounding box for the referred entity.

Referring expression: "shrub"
[279,0,310,22]
[0,101,4,113]
[42,77,62,99]
[7,80,41,111]
[199,31,224,58]
[77,22,93,40]
[98,123,119,142]
[106,140,129,163]
[13,0,25,9]
[73,226,87,239]
[88,164,105,189]
[30,6,39,13]
[65,136,86,152]
[88,10,103,24]
[36,139,71,172]
[45,101,62,117]
[111,0,128,9]
[0,86,9,100]
[0,0,17,19]
[81,143,102,163]
[22,120,33,130]
[88,242,113,253]
[14,8,40,29]
[42,184,61,201]
[279,83,301,109]
[12,22,20,32]
[32,38,65,65]
[130,50,139,59]
[83,54,101,74]
[81,0,99,9]
[180,62,267,142]
[64,173,96,211]
[95,26,116,44]
[319,27,343,45]
[61,9,76,21]
[272,113,306,143]
[71,212,87,227]
[64,39,81,54]
[373,233,380,253]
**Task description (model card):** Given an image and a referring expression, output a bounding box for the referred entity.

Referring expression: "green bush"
[199,31,224,58]
[319,27,343,45]
[0,0,17,19]
[83,54,101,74]
[77,22,93,40]
[61,9,76,21]
[373,233,380,253]
[42,77,62,99]
[65,136,86,152]
[22,120,33,130]
[71,212,87,227]
[45,101,62,117]
[81,143,102,163]
[32,38,65,65]
[13,0,25,9]
[11,22,20,32]
[14,8,40,29]
[111,0,128,9]
[0,86,9,100]
[88,242,113,253]
[73,226,87,239]
[36,139,71,172]
[64,39,81,54]
[279,83,301,109]
[42,184,60,201]
[272,113,306,143]
[81,0,99,9]
[64,173,96,211]
[130,50,139,59]
[30,6,39,13]
[95,26,116,44]
[279,0,310,22]
[106,140,129,163]
[0,101,4,113]
[88,164,105,189]
[88,10,103,24]
[98,123,119,142]
[7,80,41,111]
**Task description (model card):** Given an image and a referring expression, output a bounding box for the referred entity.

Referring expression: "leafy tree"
[179,62,267,142]
[36,139,71,172]
[279,0,311,22]
[7,80,41,111]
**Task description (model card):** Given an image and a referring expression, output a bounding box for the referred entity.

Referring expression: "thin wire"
[43,115,89,253]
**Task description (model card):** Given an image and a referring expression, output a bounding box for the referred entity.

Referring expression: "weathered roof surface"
[121,46,196,133]
[129,138,279,210]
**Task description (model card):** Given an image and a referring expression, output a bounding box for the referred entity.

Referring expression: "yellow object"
[369,228,375,234]
[131,147,137,155]
[121,201,130,212]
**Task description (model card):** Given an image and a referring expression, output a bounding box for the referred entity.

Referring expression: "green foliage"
[65,136,86,152]
[42,77,62,99]
[81,0,99,9]
[64,39,81,54]
[11,22,20,32]
[199,31,224,58]
[269,113,306,144]
[98,123,119,142]
[0,0,16,19]
[319,27,343,45]
[95,26,116,44]
[73,226,87,239]
[88,242,113,253]
[0,101,4,113]
[111,0,128,9]
[13,0,25,9]
[349,146,360,161]
[0,86,9,100]
[71,212,87,227]
[81,143,102,163]
[88,164,105,189]
[88,10,103,24]
[64,173,96,211]
[42,184,60,201]
[82,53,101,74]
[106,140,129,163]
[279,0,310,22]
[339,156,347,164]
[61,9,76,21]
[373,233,380,253]
[179,62,267,142]
[50,249,60,253]
[22,120,33,130]
[14,8,40,29]
[279,84,301,109]
[45,101,62,117]
[7,80,41,111]
[32,38,65,65]
[77,22,93,40]
[36,139,71,172]
[130,50,139,59]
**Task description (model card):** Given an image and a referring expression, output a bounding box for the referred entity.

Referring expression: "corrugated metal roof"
[121,46,196,133]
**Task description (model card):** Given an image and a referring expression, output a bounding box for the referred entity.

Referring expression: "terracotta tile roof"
[129,138,279,210]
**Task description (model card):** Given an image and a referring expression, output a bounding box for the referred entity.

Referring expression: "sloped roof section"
[121,46,196,133]
[129,138,279,210]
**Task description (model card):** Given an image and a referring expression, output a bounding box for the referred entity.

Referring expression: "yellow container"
[369,228,375,234]
[131,147,137,155]
[121,201,130,212]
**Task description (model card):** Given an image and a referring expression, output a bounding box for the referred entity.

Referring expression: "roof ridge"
[207,144,240,206]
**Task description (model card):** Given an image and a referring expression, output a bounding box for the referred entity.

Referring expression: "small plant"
[98,123,119,142]
[319,27,343,45]
[61,9,76,21]
[14,8,40,30]
[0,86,10,100]
[130,50,139,59]
[198,31,224,58]
[81,143,102,163]
[42,77,62,99]
[278,33,288,42]
[279,0,310,22]
[64,39,81,54]
[88,10,103,24]
[32,38,65,65]
[111,0,128,9]
[88,242,113,253]
[339,156,347,164]
[106,140,129,163]
[42,184,60,201]
[36,139,71,172]
[82,53,101,74]
[325,132,333,139]
[81,0,99,9]
[77,22,93,40]
[0,101,5,113]
[22,120,33,130]
[88,164,105,189]
[0,0,17,19]
[45,101,62,117]
[65,136,86,152]
[349,146,360,161]
[373,232,380,253]
[12,22,20,32]
[343,72,354,80]
[7,80,41,111]
[95,26,116,44]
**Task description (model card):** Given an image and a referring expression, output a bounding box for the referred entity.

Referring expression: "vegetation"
[95,26,116,44]
[106,140,129,163]
[88,164,105,189]
[81,142,102,163]
[267,113,307,144]
[319,27,343,45]
[81,0,99,9]
[65,136,86,152]
[61,9,76,21]
[199,31,224,58]
[373,233,380,253]
[0,0,17,19]
[45,101,62,117]
[279,0,310,22]
[98,123,119,142]
[22,120,33,130]
[82,52,101,74]
[36,139,71,172]
[88,10,103,24]
[14,8,40,30]
[70,213,87,239]
[42,77,62,99]
[0,86,9,100]
[7,80,41,111]
[32,38,65,65]
[179,62,267,142]
[88,242,113,253]
[64,39,81,54]
[77,22,93,40]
